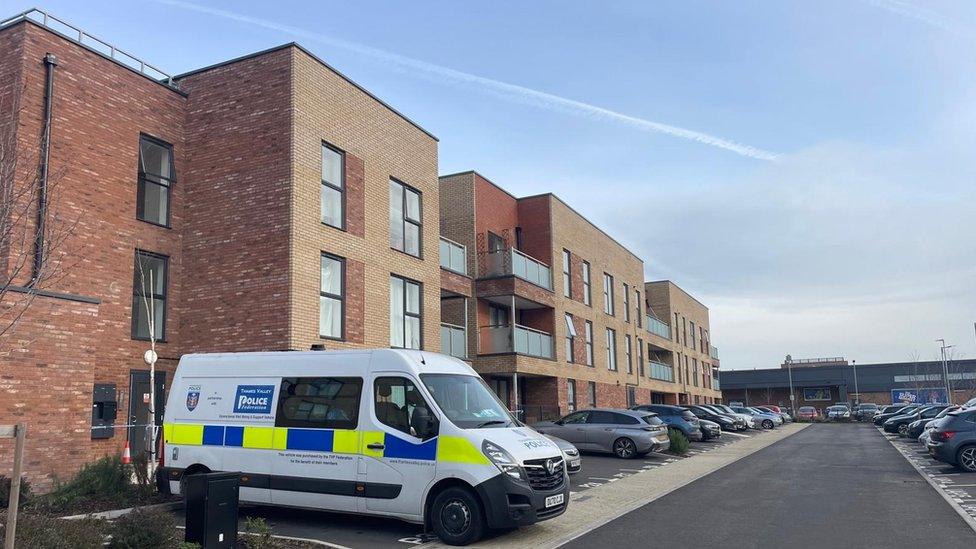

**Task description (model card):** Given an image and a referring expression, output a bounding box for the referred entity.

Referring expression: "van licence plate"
[545,493,564,508]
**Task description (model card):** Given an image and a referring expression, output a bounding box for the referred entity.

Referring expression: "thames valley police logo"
[186,385,201,411]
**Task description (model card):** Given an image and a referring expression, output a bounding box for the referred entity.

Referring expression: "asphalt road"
[564,423,976,549]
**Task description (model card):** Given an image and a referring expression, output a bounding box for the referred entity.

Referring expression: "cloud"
[152,0,778,161]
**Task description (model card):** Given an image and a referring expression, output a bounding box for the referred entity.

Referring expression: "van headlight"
[482,440,526,482]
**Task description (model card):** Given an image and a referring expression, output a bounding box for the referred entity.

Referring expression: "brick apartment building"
[0,10,719,487]
[438,172,721,422]
[0,12,446,488]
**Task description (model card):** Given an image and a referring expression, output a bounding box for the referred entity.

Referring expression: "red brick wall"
[345,259,365,344]
[515,195,552,265]
[345,153,365,238]
[177,47,293,352]
[0,22,186,488]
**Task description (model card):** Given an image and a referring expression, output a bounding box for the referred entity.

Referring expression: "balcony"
[480,324,554,359]
[439,236,467,276]
[440,322,467,359]
[483,248,552,291]
[710,345,719,360]
[649,360,675,382]
[646,315,671,340]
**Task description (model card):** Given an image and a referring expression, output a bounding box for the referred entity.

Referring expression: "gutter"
[31,52,56,285]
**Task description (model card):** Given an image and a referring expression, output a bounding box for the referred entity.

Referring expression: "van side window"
[375,377,432,437]
[275,377,362,430]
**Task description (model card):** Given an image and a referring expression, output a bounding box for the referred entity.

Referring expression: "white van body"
[160,349,569,542]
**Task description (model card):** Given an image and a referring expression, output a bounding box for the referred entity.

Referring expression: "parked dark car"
[874,404,920,426]
[927,408,976,472]
[699,418,722,440]
[884,405,949,435]
[699,405,750,430]
[907,406,959,440]
[631,404,704,441]
[853,403,879,421]
[683,405,741,431]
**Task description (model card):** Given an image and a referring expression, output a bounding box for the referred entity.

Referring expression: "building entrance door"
[127,370,166,458]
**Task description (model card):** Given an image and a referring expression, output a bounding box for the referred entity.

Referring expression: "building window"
[606,328,617,371]
[692,359,699,387]
[567,379,577,412]
[136,135,174,227]
[321,142,345,229]
[390,275,422,349]
[389,178,422,257]
[627,386,636,407]
[674,312,680,342]
[638,339,645,377]
[623,283,630,322]
[587,381,597,408]
[319,253,344,339]
[582,261,591,306]
[131,251,167,340]
[683,317,688,346]
[676,352,682,383]
[489,304,509,326]
[635,291,642,327]
[625,335,632,374]
[603,273,614,315]
[565,314,576,363]
[690,321,697,350]
[584,321,594,366]
[562,249,572,298]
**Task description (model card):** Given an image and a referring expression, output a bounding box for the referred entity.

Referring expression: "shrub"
[240,516,277,549]
[0,511,106,549]
[108,507,180,549]
[34,456,133,512]
[668,428,690,455]
[0,475,31,508]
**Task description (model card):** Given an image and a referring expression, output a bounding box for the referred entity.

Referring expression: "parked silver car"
[711,404,759,429]
[544,434,582,474]
[533,408,671,459]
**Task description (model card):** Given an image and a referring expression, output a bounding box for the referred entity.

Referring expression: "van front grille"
[523,457,564,491]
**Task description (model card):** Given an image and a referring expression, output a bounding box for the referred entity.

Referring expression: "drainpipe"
[32,53,58,285]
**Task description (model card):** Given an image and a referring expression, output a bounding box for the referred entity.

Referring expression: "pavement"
[565,422,976,549]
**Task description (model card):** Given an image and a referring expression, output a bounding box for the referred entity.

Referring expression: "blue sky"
[13,0,976,368]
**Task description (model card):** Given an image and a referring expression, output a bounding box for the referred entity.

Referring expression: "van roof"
[177,348,477,377]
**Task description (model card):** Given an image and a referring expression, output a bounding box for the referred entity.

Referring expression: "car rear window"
[681,411,697,420]
[641,414,664,426]
[613,413,640,425]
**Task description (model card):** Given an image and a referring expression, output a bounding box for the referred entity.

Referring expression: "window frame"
[622,283,630,322]
[625,334,633,374]
[635,290,642,327]
[319,252,345,341]
[584,320,594,366]
[320,141,346,231]
[587,381,597,408]
[562,249,572,298]
[131,249,168,342]
[582,261,592,306]
[373,375,431,437]
[389,178,423,258]
[567,379,577,412]
[606,327,617,371]
[390,274,423,349]
[136,133,175,228]
[274,376,362,430]
[603,273,615,315]
[564,313,576,363]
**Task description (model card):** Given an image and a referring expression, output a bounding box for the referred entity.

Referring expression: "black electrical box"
[184,472,240,548]
[91,383,117,439]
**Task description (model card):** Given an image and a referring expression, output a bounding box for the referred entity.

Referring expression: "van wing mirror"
[411,407,438,440]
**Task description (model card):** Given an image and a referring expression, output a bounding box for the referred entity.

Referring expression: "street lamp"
[937,339,954,405]
[786,355,795,415]
[852,360,859,406]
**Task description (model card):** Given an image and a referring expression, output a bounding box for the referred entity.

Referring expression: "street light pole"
[852,360,859,406]
[786,355,795,415]
[937,339,953,405]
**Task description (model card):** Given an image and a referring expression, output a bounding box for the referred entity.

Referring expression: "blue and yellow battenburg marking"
[163,424,489,465]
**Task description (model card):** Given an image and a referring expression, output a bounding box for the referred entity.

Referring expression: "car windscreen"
[420,373,513,429]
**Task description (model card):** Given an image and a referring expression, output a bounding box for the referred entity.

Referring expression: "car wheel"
[612,437,638,459]
[898,424,909,437]
[430,486,486,546]
[957,445,976,473]
[762,419,773,429]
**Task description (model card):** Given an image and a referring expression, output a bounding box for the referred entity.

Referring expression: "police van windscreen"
[420,374,514,429]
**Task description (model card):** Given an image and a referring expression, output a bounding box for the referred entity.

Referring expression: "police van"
[159,349,569,545]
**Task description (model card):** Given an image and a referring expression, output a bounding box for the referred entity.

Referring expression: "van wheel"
[431,486,485,546]
[613,438,637,459]
[957,445,976,472]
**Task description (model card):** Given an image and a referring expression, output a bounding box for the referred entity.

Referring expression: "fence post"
[3,423,26,549]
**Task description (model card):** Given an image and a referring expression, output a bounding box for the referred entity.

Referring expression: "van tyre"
[613,437,637,459]
[957,445,976,472]
[431,486,485,546]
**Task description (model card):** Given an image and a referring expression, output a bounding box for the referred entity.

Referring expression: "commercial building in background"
[644,281,722,405]
[720,359,976,409]
[439,172,721,422]
[0,11,445,488]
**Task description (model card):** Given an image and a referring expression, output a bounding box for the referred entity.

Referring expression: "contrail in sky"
[153,0,779,161]
[862,0,962,34]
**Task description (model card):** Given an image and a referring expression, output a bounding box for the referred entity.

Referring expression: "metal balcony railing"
[440,322,467,359]
[439,236,467,275]
[646,315,671,339]
[710,345,719,360]
[1,8,177,87]
[649,360,675,382]
[480,324,554,359]
[483,248,553,290]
